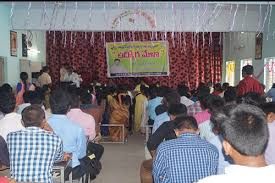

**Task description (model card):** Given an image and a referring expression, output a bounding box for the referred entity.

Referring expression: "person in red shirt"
[237,65,264,97]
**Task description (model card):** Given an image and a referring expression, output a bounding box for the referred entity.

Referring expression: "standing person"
[7,105,64,183]
[16,72,35,106]
[198,104,275,183]
[237,65,264,97]
[153,116,219,183]
[64,67,83,88]
[38,66,52,88]
[60,64,69,82]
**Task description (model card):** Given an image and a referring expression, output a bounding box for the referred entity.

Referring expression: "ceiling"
[0,1,269,11]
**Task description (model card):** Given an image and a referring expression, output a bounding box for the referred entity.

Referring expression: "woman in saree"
[16,72,35,106]
[109,93,131,142]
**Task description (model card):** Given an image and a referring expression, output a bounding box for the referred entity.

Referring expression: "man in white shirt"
[38,66,52,88]
[64,67,83,88]
[198,104,275,183]
[0,91,25,141]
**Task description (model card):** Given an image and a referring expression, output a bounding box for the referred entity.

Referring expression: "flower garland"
[111,10,156,29]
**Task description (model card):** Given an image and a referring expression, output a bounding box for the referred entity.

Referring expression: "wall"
[0,4,46,86]
[223,8,275,86]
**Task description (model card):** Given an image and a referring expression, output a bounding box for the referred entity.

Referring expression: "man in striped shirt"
[153,116,218,183]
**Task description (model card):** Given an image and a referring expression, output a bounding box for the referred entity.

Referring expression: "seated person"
[152,90,181,133]
[152,105,168,133]
[67,92,104,160]
[79,88,98,110]
[147,86,163,123]
[7,105,64,183]
[153,116,219,183]
[0,91,24,141]
[198,104,275,183]
[140,104,187,183]
[16,91,31,114]
[48,88,87,180]
[0,135,9,169]
[261,102,275,165]
[187,85,210,116]
[223,86,237,105]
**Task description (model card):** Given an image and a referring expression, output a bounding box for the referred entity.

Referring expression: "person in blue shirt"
[47,88,87,180]
[147,86,163,124]
[152,89,181,133]
[266,83,275,102]
[153,116,219,183]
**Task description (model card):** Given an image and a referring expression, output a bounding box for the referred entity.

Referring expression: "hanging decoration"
[24,2,32,30]
[10,2,15,30]
[267,4,272,40]
[49,2,57,31]
[257,4,270,37]
[230,4,239,31]
[242,4,248,31]
[228,4,233,30]
[256,4,262,34]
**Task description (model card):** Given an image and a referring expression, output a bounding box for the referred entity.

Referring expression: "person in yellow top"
[134,84,149,134]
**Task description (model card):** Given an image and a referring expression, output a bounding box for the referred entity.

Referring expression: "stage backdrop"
[106,41,169,77]
[46,31,222,89]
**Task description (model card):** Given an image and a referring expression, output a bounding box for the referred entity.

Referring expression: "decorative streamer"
[267,4,273,40]
[64,31,67,48]
[242,4,248,31]
[203,4,219,32]
[228,4,233,30]
[73,32,77,48]
[164,3,168,41]
[171,3,175,47]
[53,2,61,29]
[62,1,67,27]
[10,2,15,30]
[230,4,239,31]
[256,4,262,34]
[195,3,200,33]
[53,31,56,45]
[24,2,32,30]
[200,3,208,32]
[210,4,223,27]
[49,2,57,31]
[70,31,73,46]
[257,4,270,37]
[219,32,222,45]
[72,2,78,30]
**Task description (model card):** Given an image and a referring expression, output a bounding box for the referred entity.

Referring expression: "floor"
[0,134,146,183]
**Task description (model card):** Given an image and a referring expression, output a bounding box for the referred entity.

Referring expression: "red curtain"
[46,31,222,89]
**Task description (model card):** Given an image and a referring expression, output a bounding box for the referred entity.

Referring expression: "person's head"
[197,85,210,99]
[21,105,45,128]
[155,104,167,115]
[114,59,121,66]
[168,103,187,120]
[29,90,44,106]
[242,65,254,77]
[42,66,49,73]
[23,91,32,103]
[79,89,92,105]
[213,104,268,164]
[162,89,180,108]
[0,91,16,114]
[174,116,199,137]
[20,72,29,91]
[50,88,71,114]
[224,87,237,104]
[214,83,222,92]
[222,83,230,91]
[261,102,275,123]
[272,83,275,89]
[121,95,131,106]
[67,66,73,74]
[238,92,266,107]
[69,92,80,109]
[1,83,12,94]
[177,85,190,97]
[207,94,225,113]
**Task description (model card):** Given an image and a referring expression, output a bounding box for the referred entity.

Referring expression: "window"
[225,61,235,86]
[240,58,253,80]
[264,57,275,91]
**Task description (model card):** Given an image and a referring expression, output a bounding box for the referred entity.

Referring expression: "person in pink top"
[67,91,104,160]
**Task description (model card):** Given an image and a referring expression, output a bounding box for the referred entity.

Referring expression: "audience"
[16,91,31,114]
[7,105,64,183]
[147,86,163,125]
[140,104,187,183]
[47,88,87,180]
[153,116,219,183]
[0,91,25,141]
[237,65,264,97]
[16,72,35,106]
[261,102,275,165]
[198,104,275,182]
[177,84,194,107]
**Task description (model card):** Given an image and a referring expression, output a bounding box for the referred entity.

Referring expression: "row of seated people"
[140,84,275,183]
[0,84,104,183]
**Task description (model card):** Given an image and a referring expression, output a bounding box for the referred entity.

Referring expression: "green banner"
[106,41,169,77]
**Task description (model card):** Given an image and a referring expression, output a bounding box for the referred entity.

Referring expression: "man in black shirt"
[140,103,187,183]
